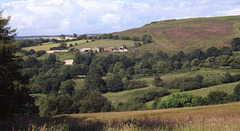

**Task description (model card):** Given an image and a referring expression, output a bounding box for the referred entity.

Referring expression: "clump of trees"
[39,91,113,116]
[17,38,50,49]
[155,90,237,109]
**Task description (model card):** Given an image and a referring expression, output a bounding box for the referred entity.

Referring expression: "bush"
[165,75,204,91]
[156,93,206,109]
[206,91,234,105]
[152,76,164,87]
[234,83,240,96]
[79,92,113,113]
[39,94,74,116]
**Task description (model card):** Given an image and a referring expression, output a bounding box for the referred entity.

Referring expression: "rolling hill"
[114,15,240,54]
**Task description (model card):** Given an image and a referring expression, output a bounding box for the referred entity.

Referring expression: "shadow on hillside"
[0,115,105,131]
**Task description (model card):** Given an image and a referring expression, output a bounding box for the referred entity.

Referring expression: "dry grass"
[28,102,240,131]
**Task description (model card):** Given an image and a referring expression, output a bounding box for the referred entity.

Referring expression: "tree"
[221,73,233,83]
[79,91,113,113]
[59,80,76,95]
[191,49,206,60]
[73,33,78,38]
[155,51,168,61]
[0,12,36,120]
[191,58,200,67]
[207,91,233,104]
[234,83,240,96]
[142,35,152,44]
[113,62,124,74]
[73,51,85,64]
[231,37,240,51]
[60,34,66,40]
[220,47,232,56]
[106,74,124,92]
[134,41,141,47]
[39,94,73,116]
[45,54,57,65]
[206,46,220,57]
[84,74,106,92]
[176,51,185,60]
[59,42,67,49]
[152,76,164,87]
[24,56,39,68]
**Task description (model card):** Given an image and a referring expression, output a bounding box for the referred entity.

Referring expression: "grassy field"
[36,53,75,60]
[15,102,240,130]
[22,40,88,51]
[22,39,135,52]
[104,86,162,106]
[136,68,240,84]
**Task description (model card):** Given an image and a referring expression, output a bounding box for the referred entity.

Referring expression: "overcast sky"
[1,0,240,36]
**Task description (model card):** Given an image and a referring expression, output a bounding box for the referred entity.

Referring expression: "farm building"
[104,47,114,52]
[92,47,104,53]
[117,49,128,52]
[63,59,74,65]
[80,48,91,52]
[46,50,69,54]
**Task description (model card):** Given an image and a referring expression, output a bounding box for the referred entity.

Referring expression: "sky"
[1,0,240,36]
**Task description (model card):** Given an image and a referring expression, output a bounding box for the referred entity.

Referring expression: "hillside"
[104,68,240,107]
[115,15,240,54]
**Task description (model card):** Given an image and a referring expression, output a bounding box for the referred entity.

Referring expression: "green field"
[22,40,88,51]
[36,53,75,60]
[22,39,135,52]
[104,86,162,106]
[19,102,240,130]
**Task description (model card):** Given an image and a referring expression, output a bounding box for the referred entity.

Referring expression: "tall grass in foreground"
[7,102,240,131]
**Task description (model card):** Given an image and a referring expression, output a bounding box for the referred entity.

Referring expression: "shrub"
[152,76,164,87]
[156,93,206,109]
[234,83,240,96]
[39,94,73,116]
[206,91,234,105]
[79,92,113,113]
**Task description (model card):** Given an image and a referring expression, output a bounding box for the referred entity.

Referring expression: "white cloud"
[224,8,240,15]
[0,0,240,36]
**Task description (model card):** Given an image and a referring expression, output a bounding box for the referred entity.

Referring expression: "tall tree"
[231,37,240,51]
[73,33,78,38]
[0,12,36,120]
[60,34,66,40]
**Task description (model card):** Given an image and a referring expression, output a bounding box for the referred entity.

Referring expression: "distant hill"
[114,15,240,54]
[15,34,100,41]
